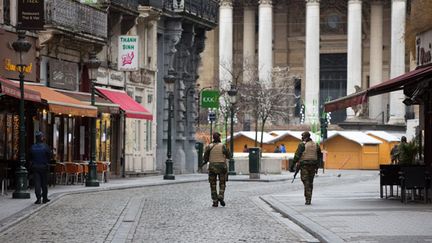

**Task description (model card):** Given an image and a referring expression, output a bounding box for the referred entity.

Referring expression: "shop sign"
[201,90,219,108]
[4,59,33,73]
[108,69,125,87]
[17,0,45,30]
[416,29,432,67]
[0,31,37,81]
[96,67,108,85]
[118,36,139,71]
[49,59,78,91]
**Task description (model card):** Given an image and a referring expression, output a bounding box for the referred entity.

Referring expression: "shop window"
[96,113,111,161]
[145,121,152,152]
[134,120,141,152]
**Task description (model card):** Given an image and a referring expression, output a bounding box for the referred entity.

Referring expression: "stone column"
[243,1,256,83]
[346,0,362,120]
[258,0,273,86]
[388,0,407,124]
[219,0,233,91]
[369,0,384,121]
[304,0,320,124]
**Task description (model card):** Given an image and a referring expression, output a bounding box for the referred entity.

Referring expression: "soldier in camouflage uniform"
[204,132,230,207]
[292,131,322,205]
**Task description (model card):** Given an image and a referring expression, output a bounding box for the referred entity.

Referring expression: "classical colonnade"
[218,0,407,124]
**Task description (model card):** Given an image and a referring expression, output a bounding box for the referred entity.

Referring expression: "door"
[320,53,347,123]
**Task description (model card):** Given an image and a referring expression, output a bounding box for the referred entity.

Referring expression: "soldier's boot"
[218,196,225,207]
[305,198,311,205]
[212,200,218,207]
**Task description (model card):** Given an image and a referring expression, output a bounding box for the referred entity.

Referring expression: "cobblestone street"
[0,180,312,243]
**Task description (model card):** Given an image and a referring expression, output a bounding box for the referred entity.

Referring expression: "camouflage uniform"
[204,142,230,207]
[292,138,322,205]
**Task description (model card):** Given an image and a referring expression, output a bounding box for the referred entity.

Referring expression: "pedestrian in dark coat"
[30,131,51,204]
[292,131,322,205]
[203,132,230,207]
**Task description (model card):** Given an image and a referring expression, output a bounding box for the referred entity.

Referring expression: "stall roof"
[366,131,400,142]
[96,87,152,120]
[226,131,275,144]
[268,130,335,144]
[25,85,97,117]
[327,131,382,145]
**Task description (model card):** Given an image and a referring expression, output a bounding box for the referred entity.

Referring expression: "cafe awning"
[25,85,97,117]
[57,90,120,114]
[0,77,41,102]
[324,65,432,112]
[96,87,153,120]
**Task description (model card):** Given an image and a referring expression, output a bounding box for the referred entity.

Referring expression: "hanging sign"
[118,35,139,71]
[416,29,432,68]
[17,0,45,30]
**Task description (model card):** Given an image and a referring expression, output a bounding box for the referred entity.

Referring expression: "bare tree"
[238,66,298,148]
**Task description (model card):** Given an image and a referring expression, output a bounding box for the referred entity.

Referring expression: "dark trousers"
[32,166,48,200]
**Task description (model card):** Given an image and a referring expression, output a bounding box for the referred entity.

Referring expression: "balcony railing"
[110,0,139,13]
[45,0,108,39]
[142,0,218,24]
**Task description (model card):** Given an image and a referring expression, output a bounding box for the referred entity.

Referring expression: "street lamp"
[164,76,175,180]
[12,30,31,199]
[85,52,100,187]
[227,84,237,176]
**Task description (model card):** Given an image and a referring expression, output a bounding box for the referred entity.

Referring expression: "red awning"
[96,87,153,120]
[324,90,367,112]
[0,77,41,102]
[324,65,432,112]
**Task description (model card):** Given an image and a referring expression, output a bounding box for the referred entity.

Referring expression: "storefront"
[25,85,98,163]
[96,87,154,175]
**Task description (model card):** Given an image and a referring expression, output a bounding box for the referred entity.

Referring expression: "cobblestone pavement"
[0,180,313,243]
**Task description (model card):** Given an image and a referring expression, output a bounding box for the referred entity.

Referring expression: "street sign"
[208,111,216,122]
[201,90,219,108]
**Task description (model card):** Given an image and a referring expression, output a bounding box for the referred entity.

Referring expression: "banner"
[118,36,139,71]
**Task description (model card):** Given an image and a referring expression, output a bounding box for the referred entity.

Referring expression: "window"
[135,120,141,152]
[3,0,10,25]
[145,121,152,152]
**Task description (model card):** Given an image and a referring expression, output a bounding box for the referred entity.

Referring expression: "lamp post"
[227,84,237,176]
[85,52,100,187]
[164,76,175,180]
[12,30,31,199]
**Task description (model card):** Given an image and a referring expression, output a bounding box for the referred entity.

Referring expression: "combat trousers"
[32,166,48,201]
[208,162,227,202]
[300,164,317,203]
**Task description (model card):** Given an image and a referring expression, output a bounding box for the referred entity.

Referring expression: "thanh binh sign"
[416,29,432,68]
[17,0,45,30]
[118,36,139,71]
[201,90,219,108]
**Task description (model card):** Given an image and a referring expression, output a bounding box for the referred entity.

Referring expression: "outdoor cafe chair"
[96,162,109,183]
[55,163,66,185]
[399,166,429,204]
[379,164,400,198]
[64,162,84,185]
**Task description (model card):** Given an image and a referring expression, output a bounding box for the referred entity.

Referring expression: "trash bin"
[249,147,260,179]
[195,142,203,171]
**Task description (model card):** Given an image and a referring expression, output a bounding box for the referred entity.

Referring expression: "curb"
[260,195,345,243]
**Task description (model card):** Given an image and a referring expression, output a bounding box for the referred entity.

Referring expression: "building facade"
[200,0,412,126]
